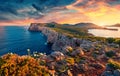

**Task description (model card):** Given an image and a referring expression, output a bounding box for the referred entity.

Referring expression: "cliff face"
[29,23,94,52]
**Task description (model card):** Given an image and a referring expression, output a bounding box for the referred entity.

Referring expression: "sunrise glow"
[0,0,120,26]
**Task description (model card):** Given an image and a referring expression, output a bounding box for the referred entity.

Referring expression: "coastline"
[0,23,119,76]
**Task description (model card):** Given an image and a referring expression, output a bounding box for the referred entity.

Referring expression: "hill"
[74,23,103,29]
[29,22,105,38]
[109,24,120,27]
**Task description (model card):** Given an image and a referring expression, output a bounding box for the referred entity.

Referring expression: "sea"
[0,26,52,56]
[88,27,120,38]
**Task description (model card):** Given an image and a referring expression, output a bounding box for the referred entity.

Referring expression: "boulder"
[47,62,56,70]
[90,63,105,69]
[71,48,84,56]
[50,51,65,61]
[78,64,88,72]
[46,55,55,62]
[102,71,113,76]
[67,70,73,76]
[80,40,93,51]
[63,46,73,53]
[114,69,120,76]
[106,64,113,71]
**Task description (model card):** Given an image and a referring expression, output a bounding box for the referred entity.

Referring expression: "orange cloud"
[65,0,120,26]
[34,0,120,26]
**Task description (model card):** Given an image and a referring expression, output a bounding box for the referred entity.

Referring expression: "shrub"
[46,24,55,27]
[105,51,115,58]
[106,38,115,43]
[92,51,99,58]
[67,46,73,52]
[57,65,68,73]
[0,58,5,66]
[40,60,46,66]
[65,57,75,65]
[114,39,120,46]
[0,54,50,76]
[74,56,81,63]
[108,59,120,69]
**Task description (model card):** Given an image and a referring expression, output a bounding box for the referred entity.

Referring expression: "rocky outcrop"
[102,69,120,76]
[50,51,65,61]
[101,63,120,76]
[71,47,84,56]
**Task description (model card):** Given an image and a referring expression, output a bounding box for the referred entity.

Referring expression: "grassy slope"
[42,22,107,42]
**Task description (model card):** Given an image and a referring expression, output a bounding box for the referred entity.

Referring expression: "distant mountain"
[110,24,120,27]
[73,23,104,29]
[30,22,104,29]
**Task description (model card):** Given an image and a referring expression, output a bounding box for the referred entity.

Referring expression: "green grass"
[46,24,106,41]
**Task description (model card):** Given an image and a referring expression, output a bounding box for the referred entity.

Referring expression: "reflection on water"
[88,27,120,38]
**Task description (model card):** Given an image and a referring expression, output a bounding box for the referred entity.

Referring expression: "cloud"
[35,0,120,25]
[31,0,76,13]
[0,0,120,26]
[0,0,76,21]
[64,0,120,25]
[0,5,18,15]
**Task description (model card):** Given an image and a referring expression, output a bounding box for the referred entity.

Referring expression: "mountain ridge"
[110,23,120,27]
[31,22,104,29]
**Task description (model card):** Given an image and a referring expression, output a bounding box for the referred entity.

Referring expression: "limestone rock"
[114,69,120,76]
[71,48,84,56]
[77,64,88,72]
[102,71,113,76]
[90,63,105,69]
[50,51,65,61]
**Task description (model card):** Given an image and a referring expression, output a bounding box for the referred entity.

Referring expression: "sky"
[0,0,120,26]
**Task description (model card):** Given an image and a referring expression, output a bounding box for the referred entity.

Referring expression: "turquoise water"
[0,26,52,56]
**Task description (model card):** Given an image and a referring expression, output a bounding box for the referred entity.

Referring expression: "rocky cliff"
[29,23,95,53]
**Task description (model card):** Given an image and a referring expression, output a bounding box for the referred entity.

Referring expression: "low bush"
[106,38,115,43]
[105,51,116,58]
[65,57,75,65]
[108,59,120,69]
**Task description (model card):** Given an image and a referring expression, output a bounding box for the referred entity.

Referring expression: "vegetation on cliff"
[0,54,51,76]
[30,22,120,43]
